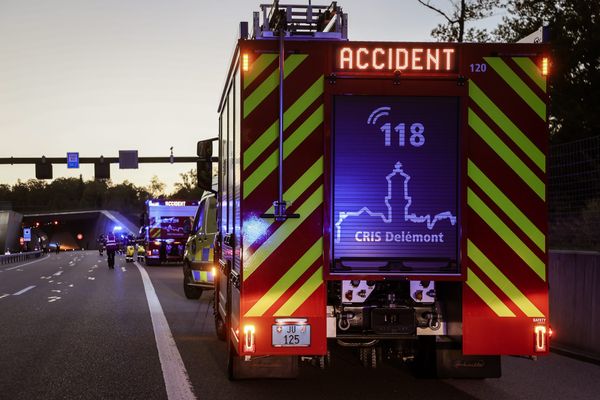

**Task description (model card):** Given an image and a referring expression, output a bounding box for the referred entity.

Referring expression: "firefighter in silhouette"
[105,232,118,269]
[159,240,167,264]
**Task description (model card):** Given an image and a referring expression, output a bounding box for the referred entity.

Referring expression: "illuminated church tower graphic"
[335,161,456,243]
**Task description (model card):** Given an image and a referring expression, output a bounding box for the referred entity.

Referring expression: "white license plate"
[272,324,311,347]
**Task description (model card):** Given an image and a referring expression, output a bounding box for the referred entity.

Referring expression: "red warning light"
[76,233,83,240]
[534,325,548,352]
[541,57,549,76]
[54,220,59,225]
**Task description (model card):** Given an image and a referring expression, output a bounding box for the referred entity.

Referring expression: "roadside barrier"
[0,250,43,265]
[549,250,600,362]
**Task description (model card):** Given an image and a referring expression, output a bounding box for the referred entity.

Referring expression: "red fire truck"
[142,199,198,265]
[197,1,551,379]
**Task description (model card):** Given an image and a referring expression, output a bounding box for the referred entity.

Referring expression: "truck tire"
[227,336,237,381]
[215,314,226,341]
[183,272,202,299]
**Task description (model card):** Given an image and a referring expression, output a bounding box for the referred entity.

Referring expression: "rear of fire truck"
[143,200,199,266]
[199,1,551,380]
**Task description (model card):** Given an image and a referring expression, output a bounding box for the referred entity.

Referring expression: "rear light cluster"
[243,325,256,353]
[534,325,551,353]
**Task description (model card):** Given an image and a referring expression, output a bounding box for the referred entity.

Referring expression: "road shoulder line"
[13,285,36,295]
[134,262,196,400]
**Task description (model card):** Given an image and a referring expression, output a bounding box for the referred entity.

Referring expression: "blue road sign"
[23,228,31,242]
[67,152,79,169]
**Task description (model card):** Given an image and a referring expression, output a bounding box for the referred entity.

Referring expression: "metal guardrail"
[549,250,600,363]
[0,251,43,265]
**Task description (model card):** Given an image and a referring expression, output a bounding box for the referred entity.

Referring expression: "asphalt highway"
[1,251,598,400]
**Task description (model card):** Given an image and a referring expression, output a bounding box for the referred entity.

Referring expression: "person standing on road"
[105,233,118,269]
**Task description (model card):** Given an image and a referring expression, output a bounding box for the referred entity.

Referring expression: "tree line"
[418,0,599,143]
[0,169,202,215]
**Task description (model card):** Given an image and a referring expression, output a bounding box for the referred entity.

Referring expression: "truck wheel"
[215,314,226,341]
[359,347,379,368]
[183,273,202,299]
[226,334,239,380]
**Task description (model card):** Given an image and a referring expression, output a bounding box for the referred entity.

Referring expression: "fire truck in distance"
[141,199,199,266]
[197,1,551,379]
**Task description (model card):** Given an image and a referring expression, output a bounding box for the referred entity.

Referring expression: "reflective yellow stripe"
[468,108,545,200]
[243,76,324,170]
[468,159,545,251]
[244,54,278,90]
[243,54,307,119]
[512,57,546,92]
[250,157,323,247]
[243,185,323,280]
[274,266,323,316]
[468,188,546,281]
[243,105,324,198]
[466,268,516,317]
[468,240,544,317]
[485,57,546,120]
[469,81,545,172]
[245,239,322,317]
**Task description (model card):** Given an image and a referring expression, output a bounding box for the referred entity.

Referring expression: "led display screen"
[333,96,459,270]
[336,45,457,73]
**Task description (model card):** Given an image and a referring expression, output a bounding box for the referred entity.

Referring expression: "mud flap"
[414,338,501,378]
[229,354,298,380]
[436,343,501,378]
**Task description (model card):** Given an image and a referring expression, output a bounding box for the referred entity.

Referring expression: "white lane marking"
[68,284,74,287]
[87,277,95,280]
[13,285,36,295]
[53,271,63,276]
[121,266,127,272]
[0,294,9,300]
[48,296,61,303]
[3,255,48,271]
[51,289,62,293]
[134,262,196,400]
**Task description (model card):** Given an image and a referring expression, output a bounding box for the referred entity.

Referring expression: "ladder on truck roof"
[253,1,348,40]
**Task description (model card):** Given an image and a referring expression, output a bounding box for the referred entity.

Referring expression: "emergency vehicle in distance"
[196,1,551,379]
[141,199,198,266]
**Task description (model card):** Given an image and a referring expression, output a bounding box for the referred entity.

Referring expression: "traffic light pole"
[0,156,218,164]
[0,155,219,180]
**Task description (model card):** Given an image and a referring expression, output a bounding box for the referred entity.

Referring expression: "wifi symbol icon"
[368,106,392,146]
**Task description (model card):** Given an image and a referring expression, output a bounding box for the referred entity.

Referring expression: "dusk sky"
[0,0,503,192]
